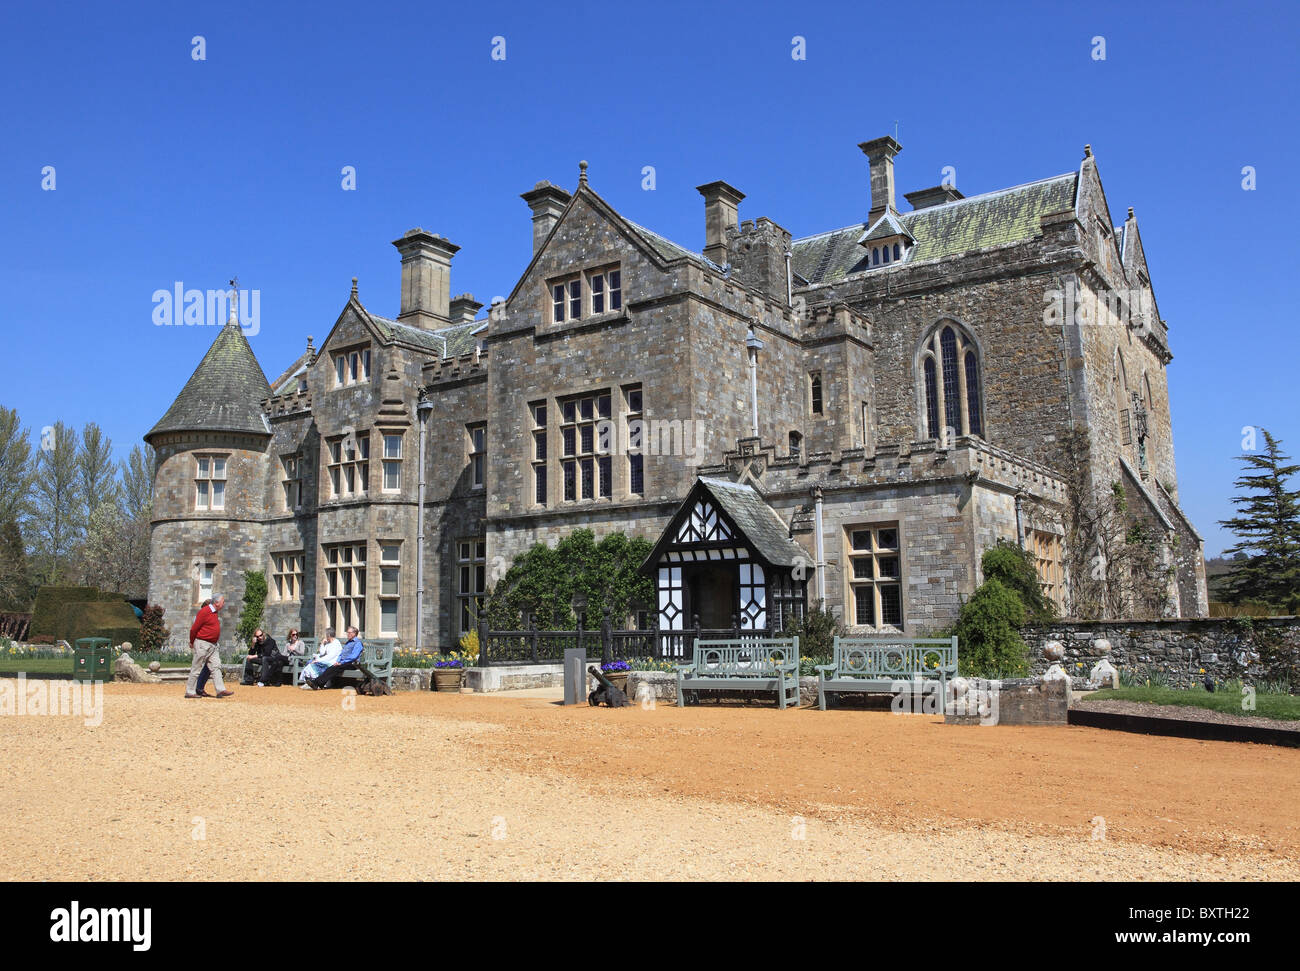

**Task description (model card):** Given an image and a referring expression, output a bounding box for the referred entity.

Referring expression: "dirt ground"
[2,680,1298,881]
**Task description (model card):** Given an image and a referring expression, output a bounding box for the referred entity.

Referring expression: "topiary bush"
[30,586,100,638]
[951,577,1029,677]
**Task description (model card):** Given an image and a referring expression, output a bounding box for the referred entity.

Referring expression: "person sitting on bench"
[306,626,365,690]
[298,629,341,688]
[243,629,280,686]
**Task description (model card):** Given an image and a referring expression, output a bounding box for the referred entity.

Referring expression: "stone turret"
[146,320,272,644]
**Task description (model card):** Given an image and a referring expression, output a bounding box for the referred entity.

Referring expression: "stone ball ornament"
[1042,640,1065,662]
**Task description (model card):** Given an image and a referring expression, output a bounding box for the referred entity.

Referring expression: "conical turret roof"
[145,322,272,443]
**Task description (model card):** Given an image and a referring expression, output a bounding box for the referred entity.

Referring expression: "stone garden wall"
[1022,617,1300,689]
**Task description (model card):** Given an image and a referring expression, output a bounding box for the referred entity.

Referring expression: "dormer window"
[858,214,913,271]
[332,346,371,388]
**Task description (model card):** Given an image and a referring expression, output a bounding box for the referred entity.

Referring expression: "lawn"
[0,657,74,676]
[1088,684,1300,722]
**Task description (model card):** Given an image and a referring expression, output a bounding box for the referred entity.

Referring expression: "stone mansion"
[145,136,1208,651]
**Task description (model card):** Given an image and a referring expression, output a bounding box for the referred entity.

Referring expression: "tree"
[29,421,82,584]
[120,444,155,522]
[138,604,171,653]
[483,529,654,631]
[1219,429,1300,609]
[0,515,31,611]
[0,406,35,526]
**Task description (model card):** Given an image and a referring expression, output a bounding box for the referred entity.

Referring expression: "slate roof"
[270,348,313,395]
[625,219,717,269]
[146,323,272,442]
[858,211,913,243]
[792,172,1079,285]
[366,311,484,358]
[697,477,805,567]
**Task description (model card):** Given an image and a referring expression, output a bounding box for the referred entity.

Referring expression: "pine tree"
[0,515,31,611]
[1219,429,1300,608]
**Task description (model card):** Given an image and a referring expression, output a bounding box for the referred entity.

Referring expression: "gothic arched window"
[919,322,983,442]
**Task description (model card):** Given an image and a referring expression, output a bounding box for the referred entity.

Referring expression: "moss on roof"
[146,323,271,442]
[792,172,1078,285]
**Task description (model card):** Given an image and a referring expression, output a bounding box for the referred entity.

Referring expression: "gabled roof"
[270,347,313,395]
[642,476,806,573]
[793,172,1079,285]
[146,323,272,443]
[366,310,481,357]
[857,211,913,244]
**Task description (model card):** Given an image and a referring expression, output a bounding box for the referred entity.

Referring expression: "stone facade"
[147,137,1208,652]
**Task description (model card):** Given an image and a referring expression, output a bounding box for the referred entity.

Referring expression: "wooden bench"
[239,637,315,686]
[675,636,800,709]
[815,636,958,711]
[334,640,395,690]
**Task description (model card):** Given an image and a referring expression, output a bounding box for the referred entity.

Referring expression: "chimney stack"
[696,181,745,266]
[448,293,483,325]
[520,181,572,254]
[904,184,964,211]
[859,136,902,224]
[392,228,459,329]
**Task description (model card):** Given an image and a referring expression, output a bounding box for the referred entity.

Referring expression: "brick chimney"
[859,136,902,224]
[696,180,745,266]
[392,228,458,329]
[520,181,572,254]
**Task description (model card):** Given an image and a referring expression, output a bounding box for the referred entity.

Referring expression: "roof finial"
[351,276,358,297]
[1127,206,1134,219]
[578,160,588,186]
[1083,144,1093,158]
[227,276,239,325]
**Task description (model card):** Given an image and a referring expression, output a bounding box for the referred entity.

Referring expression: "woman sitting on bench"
[298,629,342,688]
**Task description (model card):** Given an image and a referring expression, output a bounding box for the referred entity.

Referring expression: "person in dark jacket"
[186,595,233,698]
[243,629,282,686]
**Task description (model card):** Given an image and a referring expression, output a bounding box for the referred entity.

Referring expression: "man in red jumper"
[186,594,234,699]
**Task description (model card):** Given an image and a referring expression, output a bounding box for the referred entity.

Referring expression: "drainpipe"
[415,393,434,650]
[745,327,764,438]
[1014,491,1025,548]
[812,485,826,605]
[784,249,793,306]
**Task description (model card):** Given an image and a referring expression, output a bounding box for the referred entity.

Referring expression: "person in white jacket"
[298,629,342,687]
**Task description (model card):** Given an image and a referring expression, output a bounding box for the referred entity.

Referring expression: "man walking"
[306,626,365,689]
[186,595,234,699]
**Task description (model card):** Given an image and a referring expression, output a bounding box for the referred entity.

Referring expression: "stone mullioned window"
[846,524,903,630]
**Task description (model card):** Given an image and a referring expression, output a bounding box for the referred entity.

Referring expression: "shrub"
[30,586,100,638]
[236,571,267,647]
[138,604,170,653]
[951,577,1029,677]
[457,628,480,664]
[781,600,844,658]
[981,541,1055,622]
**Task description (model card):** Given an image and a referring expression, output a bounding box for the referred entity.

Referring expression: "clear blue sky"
[1,0,1296,556]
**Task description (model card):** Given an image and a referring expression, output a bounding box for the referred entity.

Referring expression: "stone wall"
[1022,617,1300,688]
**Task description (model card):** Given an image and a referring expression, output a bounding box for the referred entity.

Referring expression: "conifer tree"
[1219,429,1300,608]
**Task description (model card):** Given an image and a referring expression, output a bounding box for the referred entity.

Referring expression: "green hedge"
[30,585,140,644]
[30,586,100,637]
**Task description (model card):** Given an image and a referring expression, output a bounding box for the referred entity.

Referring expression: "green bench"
[675,636,801,709]
[239,637,315,685]
[815,636,958,711]
[334,640,395,690]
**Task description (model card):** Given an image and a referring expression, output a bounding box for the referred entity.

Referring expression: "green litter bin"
[73,637,112,682]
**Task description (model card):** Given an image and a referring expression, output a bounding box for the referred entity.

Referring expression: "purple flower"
[602,660,630,672]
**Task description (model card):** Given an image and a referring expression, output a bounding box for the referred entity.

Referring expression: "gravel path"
[2,681,1297,880]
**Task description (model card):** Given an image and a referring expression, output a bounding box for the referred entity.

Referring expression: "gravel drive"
[2,681,1297,881]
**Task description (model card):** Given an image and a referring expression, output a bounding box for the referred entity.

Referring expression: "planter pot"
[604,670,630,694]
[433,668,464,691]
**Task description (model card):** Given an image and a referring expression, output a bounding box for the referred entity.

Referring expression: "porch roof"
[642,476,806,572]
